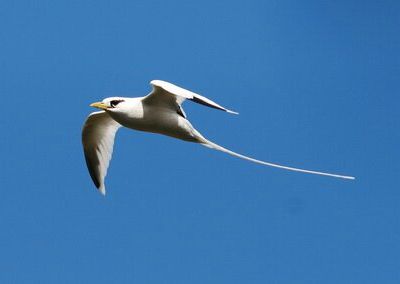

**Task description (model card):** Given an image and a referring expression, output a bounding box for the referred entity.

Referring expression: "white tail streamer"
[201,140,355,180]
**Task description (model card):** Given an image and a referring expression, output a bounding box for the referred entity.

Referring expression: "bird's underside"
[82,80,355,195]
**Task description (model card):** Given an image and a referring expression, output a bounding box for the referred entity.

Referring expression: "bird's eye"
[110,100,124,108]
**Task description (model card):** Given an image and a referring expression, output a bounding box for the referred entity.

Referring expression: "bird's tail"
[200,139,355,180]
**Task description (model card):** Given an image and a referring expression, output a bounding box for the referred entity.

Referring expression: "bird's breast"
[110,105,200,142]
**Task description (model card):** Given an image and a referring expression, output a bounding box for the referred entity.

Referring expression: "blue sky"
[0,0,399,283]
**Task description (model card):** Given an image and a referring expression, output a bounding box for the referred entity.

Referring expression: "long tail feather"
[201,139,355,180]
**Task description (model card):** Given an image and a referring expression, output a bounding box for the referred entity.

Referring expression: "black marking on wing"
[190,96,225,112]
[176,106,186,118]
[84,147,101,189]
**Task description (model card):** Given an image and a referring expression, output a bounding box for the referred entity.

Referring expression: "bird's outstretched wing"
[82,111,121,195]
[143,80,238,115]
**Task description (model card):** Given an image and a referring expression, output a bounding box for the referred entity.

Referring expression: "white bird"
[82,80,354,195]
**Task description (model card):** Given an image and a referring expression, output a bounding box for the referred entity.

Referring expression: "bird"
[82,80,355,195]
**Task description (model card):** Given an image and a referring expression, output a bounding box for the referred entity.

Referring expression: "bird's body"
[82,80,354,195]
[107,97,202,142]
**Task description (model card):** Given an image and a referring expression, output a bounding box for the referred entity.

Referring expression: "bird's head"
[90,97,128,112]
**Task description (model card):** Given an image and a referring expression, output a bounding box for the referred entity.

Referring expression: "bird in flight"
[82,80,354,195]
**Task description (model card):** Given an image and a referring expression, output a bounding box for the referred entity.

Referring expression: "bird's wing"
[82,111,121,195]
[143,80,238,115]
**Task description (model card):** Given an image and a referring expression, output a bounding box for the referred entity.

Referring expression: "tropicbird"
[82,80,354,194]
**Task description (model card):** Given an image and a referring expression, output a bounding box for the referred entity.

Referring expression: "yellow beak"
[90,102,108,110]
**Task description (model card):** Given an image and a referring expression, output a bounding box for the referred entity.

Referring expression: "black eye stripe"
[110,100,124,107]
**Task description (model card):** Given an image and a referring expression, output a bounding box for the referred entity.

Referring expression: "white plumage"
[82,80,354,194]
